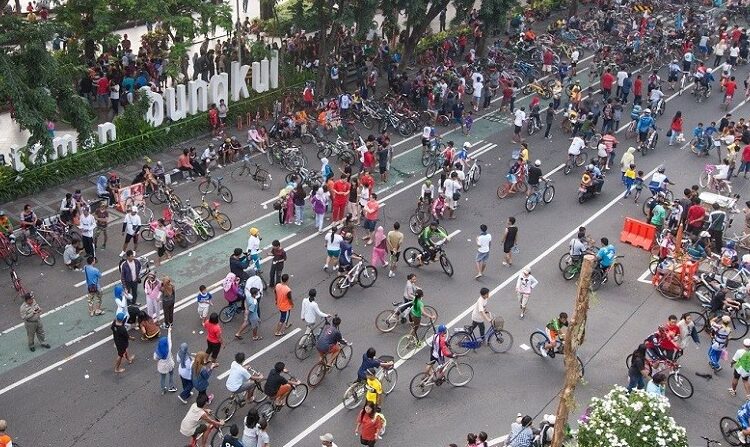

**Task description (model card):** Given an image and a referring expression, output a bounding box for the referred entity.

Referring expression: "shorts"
[446,197,457,210]
[279,310,290,323]
[421,137,429,147]
[318,343,341,356]
[543,64,551,73]
[547,328,559,344]
[275,383,292,398]
[379,164,387,174]
[191,423,208,438]
[87,289,103,306]
[327,249,340,258]
[363,219,377,231]
[157,245,166,257]
[197,302,211,319]
[734,369,750,381]
[231,380,257,394]
[124,233,139,244]
[667,72,678,82]
[503,242,514,254]
[571,61,578,68]
[411,315,422,328]
[518,292,530,308]
[476,251,489,263]
[389,251,401,263]
[360,438,376,446]
[740,414,750,430]
[514,125,521,134]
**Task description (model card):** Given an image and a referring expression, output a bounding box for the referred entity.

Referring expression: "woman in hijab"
[371,226,387,267]
[321,157,333,182]
[311,187,328,232]
[222,272,241,307]
[177,342,194,404]
[153,326,177,394]
[113,284,130,326]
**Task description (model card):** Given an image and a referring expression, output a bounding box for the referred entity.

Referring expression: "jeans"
[160,370,175,390]
[179,377,193,400]
[627,373,645,391]
[708,345,723,369]
[668,131,678,145]
[315,212,325,231]
[544,121,552,138]
[739,161,750,176]
[269,261,283,287]
[295,205,304,224]
[470,320,486,338]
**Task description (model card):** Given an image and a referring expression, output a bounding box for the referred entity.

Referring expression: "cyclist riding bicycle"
[425,324,454,377]
[542,312,569,355]
[568,229,589,264]
[568,135,586,161]
[636,109,656,144]
[0,210,14,241]
[264,361,302,408]
[737,399,750,443]
[647,167,675,196]
[596,237,616,279]
[316,315,348,368]
[338,233,361,271]
[418,221,449,265]
[357,347,394,383]
[225,352,264,404]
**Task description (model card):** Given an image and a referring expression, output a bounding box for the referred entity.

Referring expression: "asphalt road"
[2,49,750,447]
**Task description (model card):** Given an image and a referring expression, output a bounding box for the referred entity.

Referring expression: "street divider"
[619,217,655,251]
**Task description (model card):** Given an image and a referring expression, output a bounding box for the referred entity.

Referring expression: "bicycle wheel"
[562,263,579,281]
[667,372,694,399]
[409,373,434,398]
[720,416,743,446]
[570,355,585,377]
[558,253,572,271]
[723,268,747,286]
[382,368,398,394]
[590,269,603,291]
[198,179,214,194]
[408,215,423,235]
[397,334,420,359]
[335,344,354,370]
[403,247,421,267]
[358,265,378,288]
[294,333,315,360]
[422,306,438,325]
[342,382,365,409]
[699,170,710,188]
[150,189,167,204]
[543,185,555,203]
[657,273,684,300]
[525,195,538,212]
[687,311,707,333]
[15,239,31,256]
[194,206,210,220]
[448,331,473,356]
[307,363,328,387]
[286,384,308,408]
[252,381,268,403]
[529,331,549,357]
[255,169,271,190]
[219,305,236,323]
[256,401,275,422]
[497,183,510,199]
[472,165,482,184]
[375,310,399,333]
[575,152,587,166]
[39,246,55,266]
[215,397,239,421]
[730,317,749,341]
[439,253,453,276]
[425,162,438,178]
[266,148,276,165]
[214,212,232,231]
[421,151,433,167]
[218,186,233,203]
[613,262,624,285]
[489,329,514,353]
[447,362,474,386]
[329,275,349,298]
[180,226,197,245]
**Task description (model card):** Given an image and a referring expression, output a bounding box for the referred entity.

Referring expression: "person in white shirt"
[616,69,628,98]
[120,206,141,256]
[470,287,492,339]
[513,107,527,143]
[300,288,330,333]
[246,228,262,272]
[649,86,664,112]
[247,125,267,153]
[320,433,338,447]
[225,352,263,404]
[568,136,585,156]
[243,274,264,302]
[78,206,97,257]
[201,145,218,170]
[515,268,539,319]
[571,49,580,76]
[475,224,492,279]
[442,171,461,219]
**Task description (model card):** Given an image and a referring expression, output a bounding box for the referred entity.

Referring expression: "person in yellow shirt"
[623,163,637,198]
[364,368,383,407]
[518,142,530,162]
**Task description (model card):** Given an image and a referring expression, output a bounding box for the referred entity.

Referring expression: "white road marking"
[519,343,531,351]
[217,328,302,380]
[637,269,653,284]
[488,435,508,446]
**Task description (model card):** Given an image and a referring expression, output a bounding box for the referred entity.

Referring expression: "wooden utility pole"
[551,254,594,447]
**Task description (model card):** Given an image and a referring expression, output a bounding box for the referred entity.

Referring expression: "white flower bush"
[576,386,688,447]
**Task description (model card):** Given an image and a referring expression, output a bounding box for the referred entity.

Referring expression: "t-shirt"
[513,109,526,127]
[645,380,665,396]
[179,403,206,437]
[204,320,222,343]
[477,233,491,253]
[597,245,616,267]
[221,435,244,447]
[264,369,288,396]
[357,354,382,381]
[358,413,384,441]
[471,296,488,322]
[63,244,79,265]
[443,178,460,198]
[316,325,343,351]
[242,425,270,447]
[365,376,383,403]
[733,348,750,377]
[651,205,666,226]
[226,361,251,392]
[387,230,404,252]
[364,199,380,221]
[410,298,424,318]
[326,233,344,251]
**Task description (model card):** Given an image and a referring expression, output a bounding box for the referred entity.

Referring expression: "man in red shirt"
[600,68,615,100]
[739,144,750,178]
[686,198,706,235]
[359,170,374,191]
[725,75,738,101]
[632,74,643,106]
[208,104,219,136]
[331,174,350,223]
[542,48,554,74]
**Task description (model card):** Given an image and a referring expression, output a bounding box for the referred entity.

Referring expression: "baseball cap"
[320,433,334,442]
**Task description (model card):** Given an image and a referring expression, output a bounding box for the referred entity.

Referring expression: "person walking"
[161,276,176,328]
[120,250,141,305]
[475,224,492,279]
[362,193,380,244]
[729,338,750,397]
[355,401,384,447]
[311,187,328,233]
[111,312,134,373]
[323,226,343,272]
[627,344,648,392]
[83,256,104,317]
[93,201,109,249]
[204,312,223,362]
[501,217,518,267]
[154,326,178,394]
[177,342,195,404]
[543,103,554,139]
[144,272,162,321]
[235,287,262,341]
[515,268,538,319]
[371,226,388,268]
[708,315,732,372]
[120,206,141,256]
[668,111,683,146]
[192,351,218,403]
[20,292,50,352]
[269,240,287,287]
[274,274,294,336]
[386,222,404,278]
[78,206,96,258]
[292,183,306,226]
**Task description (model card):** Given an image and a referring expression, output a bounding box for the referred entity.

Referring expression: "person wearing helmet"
[246,228,262,273]
[526,159,543,198]
[456,142,471,165]
[649,82,665,114]
[425,323,453,377]
[648,166,674,196]
[667,59,682,90]
[721,240,739,268]
[636,107,656,144]
[418,220,448,265]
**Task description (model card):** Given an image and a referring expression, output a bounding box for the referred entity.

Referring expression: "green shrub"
[415,26,471,55]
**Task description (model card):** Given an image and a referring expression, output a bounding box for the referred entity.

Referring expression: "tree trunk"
[260,0,274,20]
[14,0,20,13]
[316,27,331,100]
[551,254,593,447]
[399,0,450,69]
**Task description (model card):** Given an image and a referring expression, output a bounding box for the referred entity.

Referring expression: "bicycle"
[408,357,474,398]
[198,172,233,203]
[463,158,482,191]
[408,199,432,234]
[448,316,513,355]
[255,374,308,423]
[0,232,18,266]
[497,174,528,198]
[699,436,721,447]
[375,299,438,333]
[403,241,454,277]
[590,256,625,290]
[316,138,356,165]
[149,182,183,209]
[563,152,588,175]
[342,356,398,409]
[329,256,378,298]
[396,317,438,360]
[195,195,232,231]
[529,329,584,377]
[214,367,268,421]
[685,305,749,341]
[722,265,750,288]
[295,316,330,360]
[424,151,447,178]
[306,342,354,387]
[117,254,154,282]
[524,178,555,212]
[218,299,244,324]
[10,261,28,300]
[15,231,55,266]
[624,352,694,399]
[180,200,216,241]
[230,156,272,190]
[720,416,750,446]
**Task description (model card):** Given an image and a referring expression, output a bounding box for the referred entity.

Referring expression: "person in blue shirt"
[596,237,616,280]
[704,121,718,138]
[636,108,656,144]
[630,103,642,122]
[737,399,750,443]
[357,347,394,382]
[700,68,715,89]
[693,122,705,140]
[338,233,359,271]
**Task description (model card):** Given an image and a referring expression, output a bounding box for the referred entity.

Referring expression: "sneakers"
[323,265,328,271]
[388,271,395,278]
[520,312,525,319]
[118,251,126,257]
[178,395,188,404]
[168,386,178,393]
[40,343,51,348]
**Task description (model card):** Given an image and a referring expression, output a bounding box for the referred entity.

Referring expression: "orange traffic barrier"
[620,217,655,251]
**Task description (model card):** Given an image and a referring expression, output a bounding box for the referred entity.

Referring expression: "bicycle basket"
[492,316,505,331]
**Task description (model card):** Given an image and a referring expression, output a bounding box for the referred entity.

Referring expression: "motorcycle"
[577,178,604,204]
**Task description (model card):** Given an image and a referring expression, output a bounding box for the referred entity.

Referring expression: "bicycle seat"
[212,202,221,208]
[701,303,712,310]
[216,177,224,182]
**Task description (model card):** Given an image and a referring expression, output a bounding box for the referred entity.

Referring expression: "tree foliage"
[136,0,233,44]
[55,0,136,61]
[0,15,94,157]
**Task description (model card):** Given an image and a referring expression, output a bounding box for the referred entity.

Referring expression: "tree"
[55,0,135,61]
[136,0,233,45]
[385,0,452,68]
[452,0,518,53]
[0,15,94,157]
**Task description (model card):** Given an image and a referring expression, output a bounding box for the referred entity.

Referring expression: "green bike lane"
[0,56,603,377]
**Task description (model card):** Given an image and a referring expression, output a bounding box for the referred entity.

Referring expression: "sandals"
[234,334,243,340]
[729,388,737,396]
[253,336,263,341]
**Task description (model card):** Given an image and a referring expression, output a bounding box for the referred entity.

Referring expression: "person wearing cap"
[0,210,13,239]
[516,269,539,319]
[84,256,104,317]
[364,367,383,406]
[730,338,750,397]
[111,311,135,373]
[536,414,555,446]
[709,315,733,372]
[246,227,262,273]
[320,432,338,447]
[20,292,50,352]
[424,323,453,378]
[120,205,141,257]
[526,159,543,199]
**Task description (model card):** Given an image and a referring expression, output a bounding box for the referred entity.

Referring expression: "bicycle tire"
[472,164,482,184]
[489,329,513,353]
[256,401,275,423]
[447,362,474,386]
[329,275,349,298]
[408,215,422,235]
[307,363,327,387]
[497,183,510,199]
[358,265,378,288]
[214,212,232,231]
[730,317,749,341]
[543,185,555,203]
[525,195,538,212]
[198,180,214,194]
[397,334,420,359]
[375,310,399,333]
[403,247,421,267]
[425,162,439,178]
[563,263,579,281]
[693,284,713,307]
[409,373,433,398]
[15,239,31,256]
[720,416,743,446]
[657,273,684,300]
[39,246,55,266]
[3,247,18,266]
[219,305,236,323]
[342,382,365,409]
[219,186,233,204]
[255,169,271,190]
[558,253,572,271]
[529,331,549,357]
[230,165,247,182]
[723,268,747,286]
[294,333,315,360]
[382,368,398,394]
[422,306,438,325]
[252,381,267,403]
[590,269,603,291]
[575,152,587,167]
[195,206,210,220]
[439,253,454,276]
[613,263,624,285]
[667,372,694,399]
[286,384,308,408]
[335,344,353,370]
[448,331,473,356]
[150,189,167,204]
[215,397,239,421]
